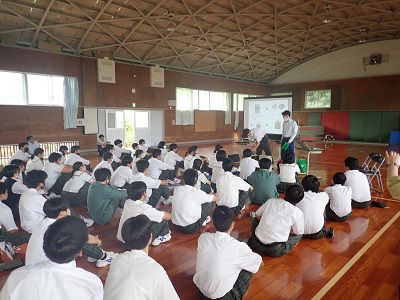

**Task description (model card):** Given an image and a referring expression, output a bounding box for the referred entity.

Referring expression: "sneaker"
[79,215,94,227]
[162,196,173,205]
[151,231,172,246]
[47,192,58,199]
[96,251,119,268]
[326,227,334,238]
[202,216,211,227]
[0,242,14,262]
[250,212,256,219]
[168,178,181,185]
[87,256,97,263]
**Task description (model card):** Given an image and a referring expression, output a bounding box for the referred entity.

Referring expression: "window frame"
[304,89,332,109]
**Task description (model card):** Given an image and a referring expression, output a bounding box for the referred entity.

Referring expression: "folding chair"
[360,153,385,193]
[360,153,380,171]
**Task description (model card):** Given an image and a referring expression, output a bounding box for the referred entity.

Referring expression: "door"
[105,110,125,145]
[125,110,164,147]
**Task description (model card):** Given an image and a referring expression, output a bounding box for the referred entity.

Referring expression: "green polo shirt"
[248,169,280,205]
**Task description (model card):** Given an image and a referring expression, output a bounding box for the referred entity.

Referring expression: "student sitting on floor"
[344,156,371,208]
[104,215,179,300]
[132,149,143,174]
[209,144,223,170]
[248,158,281,205]
[193,159,212,194]
[148,149,180,185]
[61,162,94,206]
[64,145,92,172]
[2,164,28,217]
[26,135,39,155]
[157,141,168,161]
[43,152,73,195]
[87,168,128,225]
[113,139,131,160]
[131,142,139,153]
[106,144,121,171]
[239,148,259,180]
[0,182,30,262]
[93,152,114,175]
[25,197,117,268]
[132,160,171,207]
[216,158,253,216]
[184,146,197,170]
[19,170,48,233]
[117,181,172,247]
[0,216,104,300]
[58,145,68,165]
[277,153,300,193]
[8,159,25,184]
[110,155,133,189]
[143,147,154,161]
[171,169,217,234]
[25,147,45,173]
[194,206,262,300]
[324,172,352,222]
[97,134,109,156]
[164,143,184,175]
[138,139,150,152]
[248,184,304,257]
[297,175,332,239]
[211,149,227,192]
[9,142,30,164]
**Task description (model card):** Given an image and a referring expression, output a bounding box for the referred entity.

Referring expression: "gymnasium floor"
[1,140,399,299]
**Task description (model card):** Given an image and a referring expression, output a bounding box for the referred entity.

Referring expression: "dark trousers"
[148,186,171,208]
[231,190,250,216]
[351,200,370,208]
[174,202,213,234]
[256,135,272,156]
[151,220,170,241]
[200,182,212,194]
[326,204,352,222]
[50,172,73,195]
[0,232,31,247]
[281,137,295,160]
[111,161,120,171]
[61,182,90,206]
[98,146,107,156]
[248,218,302,257]
[159,170,176,180]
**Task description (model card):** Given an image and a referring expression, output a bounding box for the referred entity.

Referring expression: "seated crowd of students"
[0,135,374,299]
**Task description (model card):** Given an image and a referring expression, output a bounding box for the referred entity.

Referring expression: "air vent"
[97,58,116,83]
[150,66,164,88]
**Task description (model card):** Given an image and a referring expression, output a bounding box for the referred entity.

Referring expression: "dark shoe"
[326,227,334,238]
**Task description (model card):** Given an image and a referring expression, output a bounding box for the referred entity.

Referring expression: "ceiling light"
[242,38,250,52]
[359,28,366,43]
[288,52,293,64]
[322,3,332,24]
[166,11,175,32]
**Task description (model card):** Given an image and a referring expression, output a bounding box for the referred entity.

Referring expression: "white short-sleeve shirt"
[344,170,371,202]
[62,171,93,193]
[0,202,18,231]
[211,161,224,184]
[9,150,30,163]
[239,157,259,179]
[26,156,44,173]
[296,191,329,234]
[171,185,214,226]
[131,173,161,201]
[93,160,114,175]
[19,189,47,233]
[43,162,65,190]
[114,146,130,159]
[25,217,55,266]
[195,170,209,190]
[64,153,90,166]
[279,163,300,183]
[116,200,164,242]
[324,184,352,217]
[216,172,250,208]
[110,166,133,188]
[148,158,174,179]
[164,151,183,168]
[184,154,195,170]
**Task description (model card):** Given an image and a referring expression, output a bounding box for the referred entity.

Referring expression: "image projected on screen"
[244,96,292,135]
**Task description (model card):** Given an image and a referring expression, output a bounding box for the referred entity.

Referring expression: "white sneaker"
[202,216,211,227]
[87,256,97,263]
[96,251,118,268]
[168,178,181,185]
[250,212,256,219]
[0,242,14,262]
[151,231,172,246]
[79,215,94,227]
[162,196,173,205]
[47,192,58,199]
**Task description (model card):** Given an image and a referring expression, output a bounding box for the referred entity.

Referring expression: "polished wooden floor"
[1,141,400,299]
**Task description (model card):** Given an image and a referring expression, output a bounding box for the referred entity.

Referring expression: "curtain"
[63,77,79,129]
[176,88,194,125]
[224,93,232,125]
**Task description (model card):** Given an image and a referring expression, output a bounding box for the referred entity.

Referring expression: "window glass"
[305,90,331,109]
[0,71,25,105]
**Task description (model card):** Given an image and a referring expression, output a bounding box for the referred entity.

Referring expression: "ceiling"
[0,0,399,84]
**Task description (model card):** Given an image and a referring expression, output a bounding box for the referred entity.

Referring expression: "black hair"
[99,134,104,138]
[48,152,62,163]
[103,152,113,161]
[214,144,223,153]
[34,148,44,156]
[242,128,250,138]
[302,175,320,193]
[344,157,359,170]
[26,170,48,189]
[138,139,145,145]
[169,143,178,151]
[107,144,115,151]
[146,148,154,155]
[183,169,198,186]
[43,216,88,264]
[333,172,346,185]
[222,158,234,172]
[259,158,272,170]
[72,161,84,173]
[43,197,70,219]
[136,159,149,173]
[10,159,25,168]
[121,155,133,166]
[94,168,111,182]
[284,184,304,205]
[3,165,20,178]
[18,142,29,149]
[216,150,227,162]
[212,206,234,232]
[282,153,294,164]
[121,215,152,250]
[192,159,202,171]
[134,149,143,158]
[26,135,33,141]
[152,148,162,158]
[157,141,166,149]
[70,145,80,153]
[114,139,123,146]
[281,110,291,117]
[59,146,68,155]
[243,148,253,158]
[185,146,195,156]
[0,182,7,195]
[132,143,138,149]
[127,181,147,201]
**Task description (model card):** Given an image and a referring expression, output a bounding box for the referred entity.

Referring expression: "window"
[0,70,64,106]
[232,93,260,112]
[305,90,331,109]
[176,87,230,112]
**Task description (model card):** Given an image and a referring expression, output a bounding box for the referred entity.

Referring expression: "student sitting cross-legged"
[216,158,253,216]
[344,156,371,208]
[296,175,332,239]
[64,145,92,172]
[43,152,73,196]
[211,150,227,193]
[117,181,172,247]
[171,169,217,234]
[324,172,352,222]
[277,153,300,193]
[110,155,134,189]
[248,158,281,205]
[87,168,128,225]
[25,197,118,268]
[193,206,263,300]
[193,159,212,194]
[2,164,29,218]
[148,148,181,185]
[25,147,45,173]
[0,216,104,300]
[164,143,184,175]
[248,185,304,257]
[93,152,114,175]
[104,215,179,300]
[239,148,259,180]
[132,160,171,207]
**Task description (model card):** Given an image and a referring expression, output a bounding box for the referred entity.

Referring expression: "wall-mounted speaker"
[370,54,382,65]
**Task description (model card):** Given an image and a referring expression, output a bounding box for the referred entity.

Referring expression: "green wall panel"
[307,112,321,125]
[363,112,381,142]
[349,112,365,141]
[380,112,400,143]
